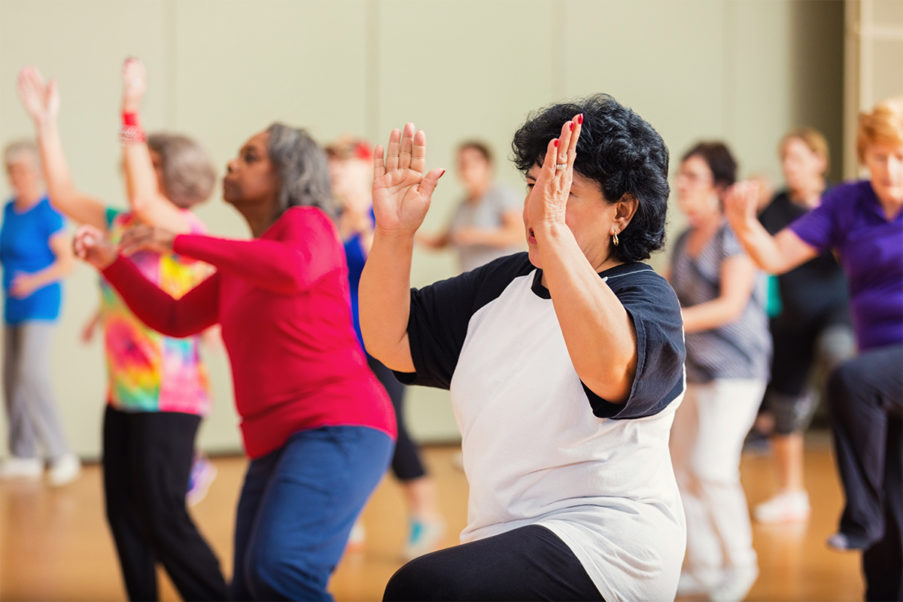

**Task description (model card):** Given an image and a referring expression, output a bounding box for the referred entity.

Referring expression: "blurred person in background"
[18,61,226,600]
[753,127,854,525]
[0,139,78,485]
[418,140,522,272]
[326,135,445,560]
[668,141,771,601]
[726,96,903,601]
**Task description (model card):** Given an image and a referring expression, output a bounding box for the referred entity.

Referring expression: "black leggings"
[367,354,427,481]
[826,344,903,601]
[102,406,227,601]
[383,525,602,601]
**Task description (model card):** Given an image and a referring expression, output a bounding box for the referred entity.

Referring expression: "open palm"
[17,67,58,124]
[372,123,444,235]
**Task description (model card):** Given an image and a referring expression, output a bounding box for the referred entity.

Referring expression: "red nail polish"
[577,114,584,125]
[553,139,559,147]
[569,122,575,131]
[439,169,446,178]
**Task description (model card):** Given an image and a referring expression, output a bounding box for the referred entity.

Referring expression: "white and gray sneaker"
[754,490,810,524]
[48,454,81,486]
[0,456,42,480]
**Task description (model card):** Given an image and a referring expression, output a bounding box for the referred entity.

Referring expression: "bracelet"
[119,124,147,144]
[121,111,139,127]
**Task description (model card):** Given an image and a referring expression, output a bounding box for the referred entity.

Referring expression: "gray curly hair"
[266,123,335,219]
[147,133,216,209]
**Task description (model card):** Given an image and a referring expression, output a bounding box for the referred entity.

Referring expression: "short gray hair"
[147,133,216,209]
[266,123,335,219]
[4,139,40,170]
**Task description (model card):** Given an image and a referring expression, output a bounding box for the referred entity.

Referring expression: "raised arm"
[725,181,818,274]
[120,58,193,233]
[72,225,218,337]
[529,115,637,403]
[360,124,445,372]
[119,208,341,295]
[17,67,107,230]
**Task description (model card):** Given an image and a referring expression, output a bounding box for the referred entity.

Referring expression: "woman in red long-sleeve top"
[74,124,396,602]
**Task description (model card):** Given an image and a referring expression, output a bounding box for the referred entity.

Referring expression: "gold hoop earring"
[612,232,619,247]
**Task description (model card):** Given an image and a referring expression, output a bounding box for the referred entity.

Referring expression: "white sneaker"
[48,454,81,486]
[0,456,43,480]
[346,520,366,552]
[710,565,759,602]
[676,572,712,597]
[754,490,810,523]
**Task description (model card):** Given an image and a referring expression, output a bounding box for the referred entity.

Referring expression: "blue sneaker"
[404,517,445,560]
[187,456,217,506]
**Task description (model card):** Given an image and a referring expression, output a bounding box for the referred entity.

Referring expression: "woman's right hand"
[371,123,445,236]
[17,67,59,125]
[121,57,147,113]
[724,181,761,234]
[72,225,117,270]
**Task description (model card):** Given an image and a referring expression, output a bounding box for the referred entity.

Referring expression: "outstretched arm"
[119,208,342,295]
[360,124,445,372]
[17,67,107,229]
[725,181,818,274]
[120,58,193,233]
[72,225,219,337]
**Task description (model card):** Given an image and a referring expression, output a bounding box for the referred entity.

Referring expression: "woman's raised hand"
[371,123,445,236]
[724,181,761,234]
[121,57,147,113]
[17,67,59,125]
[73,225,117,270]
[524,114,583,229]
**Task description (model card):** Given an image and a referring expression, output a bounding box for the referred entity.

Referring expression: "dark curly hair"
[512,94,670,263]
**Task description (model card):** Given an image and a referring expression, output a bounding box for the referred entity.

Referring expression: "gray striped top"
[670,222,772,383]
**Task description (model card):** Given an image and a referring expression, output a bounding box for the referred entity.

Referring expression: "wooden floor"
[0,439,864,601]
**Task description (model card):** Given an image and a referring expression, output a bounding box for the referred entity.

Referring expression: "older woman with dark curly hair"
[360,94,686,601]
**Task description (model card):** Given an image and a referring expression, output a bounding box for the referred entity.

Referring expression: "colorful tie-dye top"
[101,207,213,414]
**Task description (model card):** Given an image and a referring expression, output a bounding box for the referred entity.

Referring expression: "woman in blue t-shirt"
[0,139,78,485]
[326,136,445,560]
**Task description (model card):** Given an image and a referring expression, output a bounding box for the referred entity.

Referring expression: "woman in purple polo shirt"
[726,96,903,601]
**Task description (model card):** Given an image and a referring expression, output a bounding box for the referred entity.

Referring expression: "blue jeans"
[230,426,394,601]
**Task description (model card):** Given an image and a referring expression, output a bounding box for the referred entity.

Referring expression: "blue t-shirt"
[0,197,65,324]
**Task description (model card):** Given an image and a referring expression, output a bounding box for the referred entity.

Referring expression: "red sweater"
[102,206,396,458]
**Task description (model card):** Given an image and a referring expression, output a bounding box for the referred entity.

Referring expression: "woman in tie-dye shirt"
[18,60,228,600]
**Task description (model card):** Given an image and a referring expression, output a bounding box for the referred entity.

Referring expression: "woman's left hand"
[524,114,583,230]
[119,224,176,256]
[121,57,147,113]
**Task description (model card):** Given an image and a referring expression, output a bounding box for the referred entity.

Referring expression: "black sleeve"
[394,253,533,389]
[582,267,686,419]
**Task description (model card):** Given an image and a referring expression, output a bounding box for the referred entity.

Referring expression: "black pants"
[367,355,426,481]
[103,406,227,601]
[826,344,903,601]
[383,525,602,601]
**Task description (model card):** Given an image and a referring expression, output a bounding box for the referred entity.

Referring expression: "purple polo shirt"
[790,180,903,351]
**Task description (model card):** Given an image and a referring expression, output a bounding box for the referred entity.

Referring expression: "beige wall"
[0,0,843,458]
